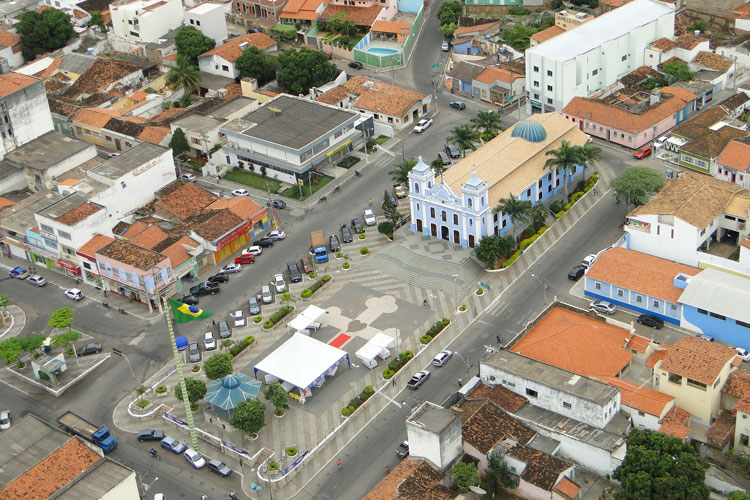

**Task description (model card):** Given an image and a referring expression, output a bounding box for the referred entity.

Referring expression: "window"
[638,411,645,417]
[493,213,497,222]
[453,214,458,224]
[83,262,91,270]
[416,203,420,210]
[106,135,112,142]
[595,282,601,290]
[741,434,750,447]
[222,65,229,71]
[709,312,726,320]
[547,70,552,77]
[415,183,420,194]
[467,198,472,208]
[469,219,473,227]
[737,320,750,329]
[40,224,54,234]
[668,373,682,385]
[441,211,446,222]
[191,137,201,145]
[671,304,677,311]
[533,65,539,72]
[84,129,91,135]
[430,207,435,218]
[681,154,708,169]
[226,155,231,164]
[592,69,598,76]
[547,98,553,105]
[533,80,539,87]
[57,230,71,240]
[653,300,659,308]
[617,289,624,297]
[538,179,543,188]
[621,54,627,61]
[525,388,538,398]
[196,20,201,26]
[125,142,132,148]
[636,295,642,303]
[697,308,707,315]
[686,378,707,390]
[546,85,552,91]
[190,19,194,24]
[562,401,571,409]
[547,173,552,181]
[526,188,531,197]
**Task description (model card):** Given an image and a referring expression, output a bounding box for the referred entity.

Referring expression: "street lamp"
[453,351,470,369]
[431,294,439,325]
[530,273,549,306]
[142,476,158,495]
[391,328,401,352]
[452,274,460,310]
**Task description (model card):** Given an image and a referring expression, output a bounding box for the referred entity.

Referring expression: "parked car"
[231,189,249,197]
[329,234,341,253]
[27,274,47,286]
[230,310,245,328]
[267,230,286,240]
[287,262,302,283]
[180,173,197,182]
[188,342,201,362]
[184,448,206,469]
[254,237,274,248]
[243,246,262,256]
[395,441,409,458]
[137,429,165,442]
[9,267,28,279]
[351,218,365,234]
[567,266,585,281]
[204,331,216,350]
[407,370,430,390]
[432,350,453,367]
[0,410,10,430]
[581,254,597,268]
[207,459,232,477]
[697,334,715,342]
[349,61,363,69]
[441,40,450,51]
[363,209,377,226]
[637,314,664,329]
[268,199,287,209]
[160,436,187,454]
[235,254,255,265]
[64,288,84,301]
[654,136,668,148]
[190,282,219,296]
[413,119,433,133]
[634,146,653,159]
[437,151,451,166]
[449,101,465,110]
[261,285,273,304]
[445,143,460,158]
[218,320,231,339]
[272,274,286,293]
[248,297,261,316]
[76,343,102,356]
[393,184,407,199]
[590,300,617,315]
[736,347,750,362]
[219,263,242,274]
[180,295,199,306]
[341,225,353,243]
[208,273,229,284]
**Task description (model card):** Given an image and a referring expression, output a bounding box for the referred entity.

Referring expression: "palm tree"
[470,110,504,141]
[494,193,532,243]
[166,55,202,95]
[527,202,548,230]
[389,157,417,185]
[431,158,447,181]
[544,140,582,202]
[578,141,602,174]
[447,124,480,157]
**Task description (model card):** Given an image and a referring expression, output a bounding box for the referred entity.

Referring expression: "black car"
[341,225,353,243]
[207,459,232,477]
[395,441,409,458]
[637,314,664,329]
[329,234,340,252]
[349,61,363,69]
[568,265,585,281]
[254,237,274,248]
[218,320,231,339]
[180,295,199,305]
[246,27,260,33]
[449,101,466,110]
[445,143,460,159]
[137,429,165,442]
[190,282,220,296]
[208,273,229,284]
[351,218,365,234]
[267,199,286,209]
[76,343,102,356]
[287,261,302,283]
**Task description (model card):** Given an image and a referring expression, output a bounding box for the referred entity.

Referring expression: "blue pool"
[366,47,400,55]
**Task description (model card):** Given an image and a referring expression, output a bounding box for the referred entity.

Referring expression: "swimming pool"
[366,46,400,55]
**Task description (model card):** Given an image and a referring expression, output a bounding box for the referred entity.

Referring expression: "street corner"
[0,304,25,340]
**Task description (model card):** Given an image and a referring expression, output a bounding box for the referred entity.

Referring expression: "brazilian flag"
[169,299,213,323]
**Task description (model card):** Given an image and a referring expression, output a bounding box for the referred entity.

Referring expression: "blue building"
[408,113,588,247]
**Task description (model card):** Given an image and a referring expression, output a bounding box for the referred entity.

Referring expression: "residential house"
[525,0,675,114]
[198,33,277,80]
[0,73,55,161]
[101,115,149,152]
[716,138,750,189]
[280,0,325,30]
[0,30,23,69]
[657,335,739,422]
[472,66,525,107]
[463,0,543,15]
[361,460,452,500]
[446,60,486,96]
[185,3,228,45]
[232,0,292,25]
[368,20,411,44]
[644,34,710,70]
[319,4,391,31]
[405,402,462,471]
[56,53,98,81]
[530,25,565,47]
[73,108,126,148]
[76,233,115,286]
[137,125,172,147]
[48,98,79,137]
[110,0,184,44]
[141,28,178,69]
[601,376,676,432]
[60,58,144,103]
[0,191,66,264]
[690,51,736,91]
[722,371,750,453]
[408,113,588,248]
[717,37,750,70]
[729,3,750,33]
[503,445,579,500]
[451,21,498,56]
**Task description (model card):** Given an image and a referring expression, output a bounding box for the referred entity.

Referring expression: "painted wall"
[584,278,683,324]
[111,0,185,43]
[199,54,239,79]
[657,361,734,422]
[735,411,750,453]
[185,4,228,44]
[681,305,750,350]
[0,79,54,160]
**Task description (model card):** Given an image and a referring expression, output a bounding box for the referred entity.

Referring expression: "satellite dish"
[469,485,487,494]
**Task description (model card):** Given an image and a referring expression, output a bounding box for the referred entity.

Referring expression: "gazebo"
[204,373,262,417]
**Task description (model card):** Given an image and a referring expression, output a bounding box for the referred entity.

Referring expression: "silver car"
[188,342,200,362]
[261,285,273,304]
[590,300,617,315]
[27,275,47,286]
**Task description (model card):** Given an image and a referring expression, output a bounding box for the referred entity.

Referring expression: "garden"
[224,169,282,192]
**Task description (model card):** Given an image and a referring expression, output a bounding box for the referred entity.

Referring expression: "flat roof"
[89,142,168,180]
[0,190,63,232]
[528,0,674,61]
[679,268,750,324]
[173,113,223,134]
[36,193,99,220]
[188,2,222,14]
[54,459,134,500]
[407,401,458,433]
[209,96,257,120]
[225,94,358,151]
[4,131,93,171]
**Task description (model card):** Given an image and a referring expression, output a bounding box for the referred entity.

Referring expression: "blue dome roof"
[511,120,547,142]
[222,374,241,389]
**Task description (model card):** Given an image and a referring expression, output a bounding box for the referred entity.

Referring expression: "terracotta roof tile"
[510,306,635,378]
[371,20,411,34]
[77,234,115,258]
[104,116,147,137]
[321,4,383,27]
[159,235,198,268]
[467,383,527,413]
[723,369,750,398]
[155,182,219,220]
[98,238,166,271]
[332,75,426,118]
[658,406,691,439]
[598,376,674,416]
[149,107,185,124]
[138,125,171,144]
[705,409,736,447]
[206,196,265,222]
[475,66,524,85]
[674,33,708,49]
[735,395,750,414]
[717,140,750,173]
[0,439,101,500]
[55,202,103,226]
[453,21,498,36]
[619,66,664,87]
[462,401,535,454]
[128,225,168,249]
[75,107,121,128]
[48,98,80,118]
[651,37,676,51]
[223,82,243,100]
[73,8,89,18]
[0,73,40,99]
[531,25,564,44]
[646,346,671,368]
[63,58,141,99]
[692,51,734,72]
[729,3,750,18]
[200,33,276,63]
[121,220,149,239]
[180,208,244,241]
[624,334,651,353]
[660,335,737,385]
[0,30,20,48]
[0,196,15,209]
[362,460,452,500]
[316,85,348,105]
[556,477,581,500]
[507,445,572,491]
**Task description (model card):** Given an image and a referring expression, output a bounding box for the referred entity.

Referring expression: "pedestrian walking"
[337,459,342,470]
[216,175,221,183]
[392,378,396,387]
[212,319,216,326]
[368,198,372,207]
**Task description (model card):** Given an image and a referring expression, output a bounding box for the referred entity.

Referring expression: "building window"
[226,155,231,164]
[737,320,750,329]
[668,373,682,385]
[190,18,194,24]
[526,388,538,398]
[533,80,539,87]
[698,308,707,315]
[40,224,54,234]
[546,85,552,91]
[621,55,627,61]
[547,70,552,77]
[562,401,571,409]
[191,137,201,145]
[709,312,726,321]
[416,203,420,211]
[653,300,659,308]
[196,20,201,26]
[636,295,642,303]
[671,304,677,311]
[533,65,539,72]
[430,207,435,218]
[441,211,446,222]
[741,434,750,447]
[592,69,598,76]
[106,136,112,141]
[469,219,473,227]
[595,282,601,290]
[125,142,132,148]
[57,230,71,240]
[222,65,229,71]
[453,214,458,224]
[467,198,472,208]
[687,378,707,390]
[493,213,497,222]
[617,289,624,297]
[538,179,543,188]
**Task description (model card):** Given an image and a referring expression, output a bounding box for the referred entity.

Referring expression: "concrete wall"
[625,214,702,267]
[199,54,239,79]
[0,168,26,195]
[657,361,734,423]
[0,79,54,160]
[24,142,97,192]
[186,4,228,44]
[111,0,184,43]
[101,471,140,500]
[35,204,112,252]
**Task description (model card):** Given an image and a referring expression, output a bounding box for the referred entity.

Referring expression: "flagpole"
[162,296,200,451]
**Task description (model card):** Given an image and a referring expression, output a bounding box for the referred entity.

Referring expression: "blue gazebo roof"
[204,373,262,410]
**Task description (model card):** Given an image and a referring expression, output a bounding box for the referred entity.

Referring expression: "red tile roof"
[55,202,103,226]
[658,406,691,439]
[453,21,498,36]
[660,335,737,385]
[128,224,168,249]
[334,75,426,118]
[646,346,671,368]
[716,140,750,173]
[362,460,452,500]
[155,182,219,221]
[462,401,535,454]
[77,234,115,259]
[692,51,734,72]
[321,4,383,27]
[507,445,572,491]
[180,208,244,241]
[138,126,171,144]
[63,58,142,99]
[371,20,411,34]
[722,369,750,398]
[706,409,736,447]
[200,33,276,63]
[159,235,198,268]
[729,3,750,18]
[206,196,266,222]
[121,220,148,239]
[735,395,750,414]
[0,196,15,209]
[0,73,40,99]
[98,238,167,271]
[599,376,673,417]
[75,107,122,128]
[475,66,524,85]
[0,30,20,48]
[531,25,564,44]
[467,383,527,413]
[556,477,581,500]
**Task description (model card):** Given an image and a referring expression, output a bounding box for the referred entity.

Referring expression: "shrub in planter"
[358,233,366,240]
[301,289,312,299]
[66,347,74,356]
[156,385,167,394]
[308,272,316,279]
[570,191,584,204]
[426,318,451,338]
[549,200,563,213]
[287,447,298,456]
[476,288,484,295]
[342,406,355,416]
[348,397,361,408]
[136,399,149,409]
[502,250,522,268]
[228,336,255,356]
[382,368,395,379]
[16,361,25,369]
[387,350,414,374]
[522,227,535,237]
[263,320,274,329]
[274,407,285,416]
[322,274,332,282]
[268,460,279,472]
[520,234,539,251]
[554,210,565,219]
[537,226,548,235]
[253,316,263,324]
[192,365,200,372]
[280,293,291,302]
[267,306,293,326]
[360,247,369,255]
[190,403,199,411]
[361,385,374,399]
[342,262,351,269]
[336,251,343,258]
[420,334,432,344]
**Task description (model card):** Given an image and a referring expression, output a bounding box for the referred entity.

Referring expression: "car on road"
[637,314,664,329]
[231,189,249,197]
[395,441,409,458]
[437,151,451,166]
[188,342,201,362]
[300,257,313,274]
[441,40,450,51]
[180,295,199,306]
[272,274,286,293]
[76,343,102,356]
[407,370,430,390]
[184,448,206,469]
[207,459,233,477]
[180,173,197,182]
[567,265,585,281]
[64,288,84,301]
[231,310,245,328]
[261,285,273,304]
[254,237,274,248]
[445,143,460,159]
[393,184,407,199]
[351,218,365,234]
[654,136,668,148]
[268,199,286,209]
[413,118,433,133]
[27,274,47,286]
[190,282,219,296]
[160,436,187,454]
[9,267,28,279]
[207,273,229,284]
[204,331,216,350]
[267,230,286,240]
[137,429,165,442]
[218,320,231,339]
[634,146,653,159]
[363,209,377,226]
[348,61,363,69]
[0,410,11,430]
[341,225,353,243]
[697,334,715,342]
[219,263,242,274]
[590,300,617,315]
[736,348,750,362]
[329,234,340,252]
[449,101,465,110]
[581,254,597,268]
[432,350,453,367]
[243,246,262,256]
[248,296,261,316]
[234,254,255,265]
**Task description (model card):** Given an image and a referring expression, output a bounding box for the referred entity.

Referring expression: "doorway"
[430,224,437,237]
[416,219,423,232]
[453,230,460,243]
[441,226,449,240]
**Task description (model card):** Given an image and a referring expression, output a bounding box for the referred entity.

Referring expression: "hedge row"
[229,336,255,357]
[382,350,414,379]
[502,226,548,268]
[555,172,599,219]
[420,318,451,344]
[300,275,332,299]
[341,385,375,416]
[263,306,294,329]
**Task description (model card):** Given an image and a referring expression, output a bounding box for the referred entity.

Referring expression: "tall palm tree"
[494,193,532,243]
[389,157,417,185]
[544,140,582,201]
[470,110,504,141]
[527,201,548,230]
[447,124,480,157]
[578,141,602,174]
[431,158,447,181]
[166,55,202,95]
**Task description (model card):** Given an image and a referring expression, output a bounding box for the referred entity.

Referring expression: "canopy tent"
[288,305,328,334]
[300,305,326,322]
[370,332,397,349]
[204,373,262,413]
[355,342,389,369]
[254,333,349,393]
[288,315,316,333]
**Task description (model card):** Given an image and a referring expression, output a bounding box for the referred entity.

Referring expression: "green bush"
[342,406,355,416]
[287,447,298,456]
[280,293,291,302]
[136,399,149,409]
[476,288,484,295]
[420,334,432,344]
[502,249,522,268]
[360,247,369,255]
[358,233,366,240]
[301,277,327,299]
[156,385,167,393]
[554,210,565,219]
[192,365,200,372]
[229,336,255,356]
[520,234,539,251]
[549,200,563,213]
[362,385,374,398]
[263,320,274,329]
[522,227,535,237]
[570,191,584,204]
[268,306,293,325]
[383,368,395,379]
[348,397,361,408]
[336,251,343,258]
[537,226,548,235]
[253,316,263,323]
[427,318,451,337]
[378,221,395,235]
[387,350,414,374]
[308,272,316,279]
[509,5,530,14]
[301,289,312,299]
[342,262,351,269]
[190,403,199,411]
[322,274,332,282]
[268,459,279,472]
[66,347,74,356]
[341,385,378,416]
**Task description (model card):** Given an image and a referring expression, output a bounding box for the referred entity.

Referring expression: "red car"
[235,254,255,265]
[634,146,653,159]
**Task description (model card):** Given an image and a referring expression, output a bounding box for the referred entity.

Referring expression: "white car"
[363,209,376,226]
[243,246,262,256]
[230,310,246,328]
[654,136,668,148]
[441,40,450,51]
[184,448,206,469]
[0,410,10,430]
[261,285,273,304]
[27,274,47,286]
[180,173,197,182]
[204,331,216,350]
[64,288,84,301]
[736,348,750,362]
[432,350,453,367]
[267,230,286,240]
[232,189,249,197]
[272,274,286,294]
[413,119,432,133]
[590,300,617,315]
[219,263,242,274]
[581,254,597,268]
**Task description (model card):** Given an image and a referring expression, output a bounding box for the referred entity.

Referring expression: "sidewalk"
[0,304,25,340]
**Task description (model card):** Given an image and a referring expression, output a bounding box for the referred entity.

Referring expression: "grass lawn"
[224,170,281,192]
[280,175,333,201]
[338,156,360,169]
[360,135,390,153]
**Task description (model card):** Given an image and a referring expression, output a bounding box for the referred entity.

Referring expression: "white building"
[405,402,462,472]
[111,0,184,44]
[185,3,227,45]
[0,73,54,161]
[525,0,675,114]
[198,33,277,80]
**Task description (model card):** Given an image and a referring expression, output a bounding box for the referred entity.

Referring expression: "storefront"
[57,259,81,279]
[211,215,269,263]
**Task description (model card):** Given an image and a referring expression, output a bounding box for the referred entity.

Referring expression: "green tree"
[613,429,709,500]
[0,338,22,365]
[49,307,74,331]
[203,352,233,380]
[728,492,750,500]
[273,23,297,40]
[89,11,105,31]
[382,189,401,226]
[277,48,338,95]
[170,127,189,156]
[610,165,665,206]
[495,193,531,243]
[19,335,45,353]
[230,399,266,435]
[431,158,447,181]
[687,21,708,33]
[437,0,463,26]
[471,110,504,141]
[544,140,582,201]
[475,235,502,268]
[51,331,80,347]
[485,450,517,495]
[527,202,548,230]
[263,382,288,411]
[166,55,202,94]
[447,124,480,156]
[236,46,280,85]
[389,157,417,185]
[502,22,536,51]
[448,462,480,493]
[662,60,693,83]
[175,26,215,65]
[17,9,76,61]
[175,377,207,403]
[578,141,602,173]
[439,22,456,37]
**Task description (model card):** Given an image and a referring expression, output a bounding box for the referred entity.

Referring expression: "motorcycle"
[149,448,161,460]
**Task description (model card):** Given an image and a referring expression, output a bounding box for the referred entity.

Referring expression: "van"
[287,261,302,283]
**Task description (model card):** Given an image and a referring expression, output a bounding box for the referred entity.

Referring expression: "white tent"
[356,343,389,369]
[254,333,349,393]
[288,305,328,334]
[301,305,327,322]
[370,332,396,350]
[288,315,315,333]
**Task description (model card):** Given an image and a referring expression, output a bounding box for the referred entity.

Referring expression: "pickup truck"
[57,411,118,452]
[406,370,430,390]
[310,231,329,263]
[190,282,220,296]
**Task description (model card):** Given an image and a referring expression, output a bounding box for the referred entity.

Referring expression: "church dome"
[511,120,547,142]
